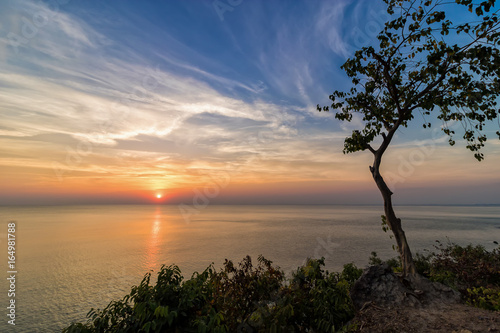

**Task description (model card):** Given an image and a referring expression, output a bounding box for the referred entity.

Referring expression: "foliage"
[318,0,500,160]
[429,241,500,310]
[63,241,500,332]
[467,286,500,311]
[429,241,500,289]
[63,256,362,333]
[371,241,500,310]
[368,251,401,271]
[206,255,285,331]
[318,0,500,277]
[63,263,214,333]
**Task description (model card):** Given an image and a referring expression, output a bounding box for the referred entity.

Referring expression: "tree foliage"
[318,0,500,277]
[319,0,500,160]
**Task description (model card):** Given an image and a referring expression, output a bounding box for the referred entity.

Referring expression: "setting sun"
[156,194,162,199]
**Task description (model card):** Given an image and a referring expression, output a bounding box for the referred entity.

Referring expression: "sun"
[156,194,162,199]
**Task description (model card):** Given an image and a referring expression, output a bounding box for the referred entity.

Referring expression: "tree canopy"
[319,0,500,160]
[318,0,500,276]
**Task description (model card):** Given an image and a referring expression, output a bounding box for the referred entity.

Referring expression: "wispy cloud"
[0,0,355,194]
[0,0,109,59]
[315,1,352,58]
[1,0,498,204]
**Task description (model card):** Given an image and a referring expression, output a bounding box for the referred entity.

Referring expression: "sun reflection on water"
[145,206,163,272]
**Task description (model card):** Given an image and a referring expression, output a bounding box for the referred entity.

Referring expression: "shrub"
[368,251,400,271]
[63,256,361,333]
[466,286,500,311]
[63,264,214,333]
[370,241,500,311]
[429,241,500,290]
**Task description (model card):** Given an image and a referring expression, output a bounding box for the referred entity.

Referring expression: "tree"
[318,0,500,277]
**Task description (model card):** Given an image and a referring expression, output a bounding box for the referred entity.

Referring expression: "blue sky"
[0,0,499,205]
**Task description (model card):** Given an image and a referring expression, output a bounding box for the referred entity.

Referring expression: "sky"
[0,0,499,206]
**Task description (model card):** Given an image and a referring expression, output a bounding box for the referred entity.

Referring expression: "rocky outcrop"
[350,264,461,310]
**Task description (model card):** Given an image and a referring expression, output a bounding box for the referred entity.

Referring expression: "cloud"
[315,1,351,58]
[1,0,497,204]
[0,0,356,192]
[0,0,109,60]
[156,54,262,94]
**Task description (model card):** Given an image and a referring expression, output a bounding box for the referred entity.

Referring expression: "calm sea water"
[0,204,499,332]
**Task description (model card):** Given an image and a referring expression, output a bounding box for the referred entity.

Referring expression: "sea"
[0,204,499,332]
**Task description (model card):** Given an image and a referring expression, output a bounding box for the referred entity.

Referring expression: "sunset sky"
[1,0,499,205]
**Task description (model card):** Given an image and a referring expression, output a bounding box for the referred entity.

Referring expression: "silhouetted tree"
[319,0,500,277]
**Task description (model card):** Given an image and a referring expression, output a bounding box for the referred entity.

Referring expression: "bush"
[64,264,214,333]
[370,241,500,311]
[429,241,500,311]
[63,256,361,333]
[368,251,400,271]
[429,241,500,290]
[467,286,500,311]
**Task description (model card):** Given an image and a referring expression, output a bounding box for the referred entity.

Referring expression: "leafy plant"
[63,256,361,333]
[370,240,500,311]
[430,241,500,290]
[467,286,500,311]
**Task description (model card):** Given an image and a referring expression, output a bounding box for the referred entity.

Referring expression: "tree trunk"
[370,152,416,277]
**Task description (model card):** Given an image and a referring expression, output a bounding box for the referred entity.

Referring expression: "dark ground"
[352,302,499,332]
[349,264,499,332]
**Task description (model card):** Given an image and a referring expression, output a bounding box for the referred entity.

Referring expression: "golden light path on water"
[145,207,162,273]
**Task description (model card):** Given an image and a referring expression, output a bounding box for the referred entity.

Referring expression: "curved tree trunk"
[370,145,416,277]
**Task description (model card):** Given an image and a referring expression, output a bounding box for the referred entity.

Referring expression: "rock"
[350,264,460,310]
